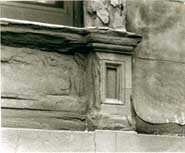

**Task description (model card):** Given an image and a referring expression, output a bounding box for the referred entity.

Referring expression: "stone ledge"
[1,127,95,153]
[0,18,142,54]
[1,127,185,152]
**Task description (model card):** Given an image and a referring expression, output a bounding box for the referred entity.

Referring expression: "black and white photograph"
[0,0,185,152]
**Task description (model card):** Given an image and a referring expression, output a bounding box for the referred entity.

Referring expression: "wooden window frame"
[0,1,83,27]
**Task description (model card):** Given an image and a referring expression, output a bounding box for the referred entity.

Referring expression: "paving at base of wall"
[1,127,185,152]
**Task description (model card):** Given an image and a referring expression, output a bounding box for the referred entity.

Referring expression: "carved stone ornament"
[1,18,141,54]
[84,0,126,30]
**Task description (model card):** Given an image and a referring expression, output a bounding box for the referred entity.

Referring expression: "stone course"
[1,128,185,152]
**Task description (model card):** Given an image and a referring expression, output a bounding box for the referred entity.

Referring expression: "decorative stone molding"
[1,18,141,130]
[1,18,140,53]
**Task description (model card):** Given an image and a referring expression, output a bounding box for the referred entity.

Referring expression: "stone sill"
[1,18,142,54]
[1,127,185,152]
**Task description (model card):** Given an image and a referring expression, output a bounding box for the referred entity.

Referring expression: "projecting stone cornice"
[0,18,142,54]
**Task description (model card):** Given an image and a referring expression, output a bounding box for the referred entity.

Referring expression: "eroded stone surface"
[84,0,126,30]
[127,0,185,62]
[110,0,122,7]
[133,58,185,124]
[126,0,185,134]
[1,46,87,97]
[86,52,133,131]
[1,46,88,130]
[1,19,141,131]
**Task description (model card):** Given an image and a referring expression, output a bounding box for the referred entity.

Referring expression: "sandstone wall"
[3,0,184,135]
[1,18,141,131]
[126,0,185,134]
[1,45,88,130]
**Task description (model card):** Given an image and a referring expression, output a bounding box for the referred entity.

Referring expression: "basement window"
[100,59,126,105]
[106,63,121,100]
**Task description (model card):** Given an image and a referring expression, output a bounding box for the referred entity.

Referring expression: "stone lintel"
[1,18,142,54]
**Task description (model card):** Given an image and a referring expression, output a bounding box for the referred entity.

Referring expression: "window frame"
[101,59,125,105]
[0,1,83,27]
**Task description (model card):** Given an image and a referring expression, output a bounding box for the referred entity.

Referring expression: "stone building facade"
[1,0,185,152]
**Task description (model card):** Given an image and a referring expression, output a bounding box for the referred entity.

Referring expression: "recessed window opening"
[106,63,121,100]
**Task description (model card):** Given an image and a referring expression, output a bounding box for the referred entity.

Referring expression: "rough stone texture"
[86,52,133,131]
[127,0,185,63]
[1,18,141,54]
[84,0,126,30]
[1,128,185,152]
[1,18,141,131]
[133,58,185,134]
[126,0,185,134]
[1,45,88,130]
[133,59,185,124]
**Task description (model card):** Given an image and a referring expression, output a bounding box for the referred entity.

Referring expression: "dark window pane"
[106,66,117,99]
[17,1,64,9]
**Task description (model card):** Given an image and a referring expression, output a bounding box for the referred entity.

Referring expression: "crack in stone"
[1,96,36,101]
[136,56,185,65]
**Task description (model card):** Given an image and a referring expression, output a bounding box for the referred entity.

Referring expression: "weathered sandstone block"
[133,58,185,134]
[127,0,185,62]
[126,0,185,134]
[1,18,141,131]
[1,46,87,130]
